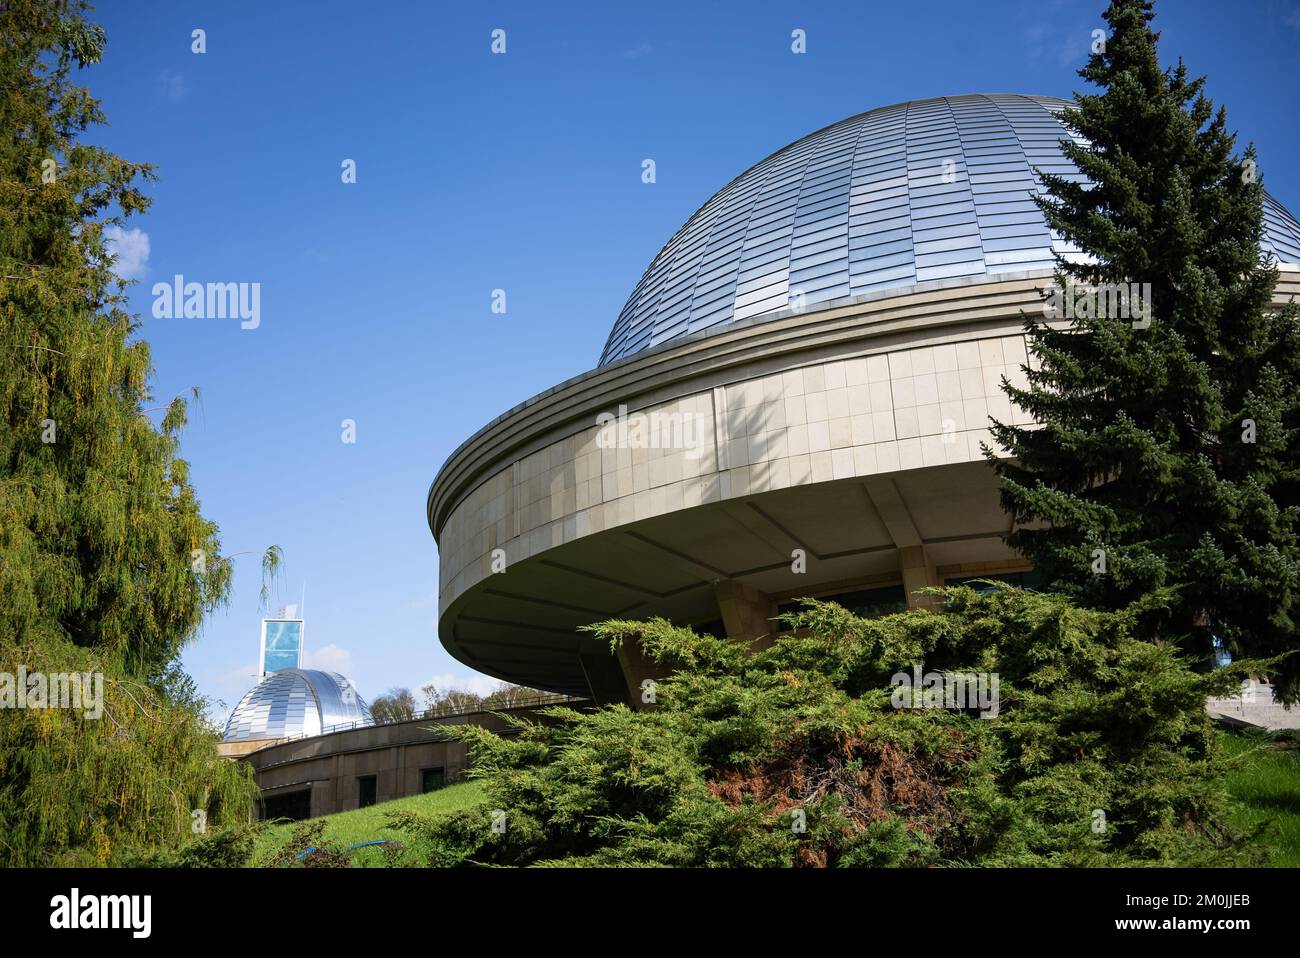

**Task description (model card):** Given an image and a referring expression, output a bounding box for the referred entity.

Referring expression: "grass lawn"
[1219,729,1300,867]
[252,780,485,867]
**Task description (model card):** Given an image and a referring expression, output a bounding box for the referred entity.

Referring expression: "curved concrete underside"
[439,459,1020,698]
[429,269,1300,699]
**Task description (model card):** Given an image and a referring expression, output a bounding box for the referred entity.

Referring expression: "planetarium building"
[428,94,1300,705]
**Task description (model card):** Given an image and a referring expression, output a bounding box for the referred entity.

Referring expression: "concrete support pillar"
[615,581,774,710]
[899,544,942,610]
[614,633,672,710]
[577,650,632,708]
[715,579,775,648]
[863,477,940,611]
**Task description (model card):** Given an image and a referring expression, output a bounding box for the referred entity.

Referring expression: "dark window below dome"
[357,775,377,809]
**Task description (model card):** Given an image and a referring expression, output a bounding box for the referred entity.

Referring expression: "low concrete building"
[239,695,586,820]
[1208,680,1300,731]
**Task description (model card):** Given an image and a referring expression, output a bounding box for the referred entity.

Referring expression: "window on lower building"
[357,775,377,809]
[261,788,312,822]
[421,767,446,793]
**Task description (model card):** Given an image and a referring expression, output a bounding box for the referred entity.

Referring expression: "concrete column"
[614,581,775,710]
[331,753,341,814]
[614,632,671,710]
[899,544,941,610]
[863,477,940,610]
[579,650,634,707]
[715,579,775,648]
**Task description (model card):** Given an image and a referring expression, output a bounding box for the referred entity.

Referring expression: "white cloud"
[623,41,652,59]
[302,643,353,675]
[1018,0,1091,68]
[205,660,261,726]
[1287,4,1300,31]
[103,225,149,279]
[420,671,502,698]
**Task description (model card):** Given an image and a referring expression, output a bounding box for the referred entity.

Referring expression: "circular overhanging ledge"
[428,275,1056,698]
[427,268,1300,701]
[428,269,1057,538]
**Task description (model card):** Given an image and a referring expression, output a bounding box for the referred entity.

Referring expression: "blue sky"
[82,0,1300,720]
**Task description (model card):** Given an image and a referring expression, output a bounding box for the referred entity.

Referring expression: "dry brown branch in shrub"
[708,727,971,848]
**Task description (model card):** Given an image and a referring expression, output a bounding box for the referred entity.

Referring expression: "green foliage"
[117,827,257,869]
[370,686,420,723]
[0,0,231,677]
[419,680,540,714]
[0,0,258,863]
[258,543,282,611]
[393,587,1260,867]
[987,0,1300,700]
[0,640,257,866]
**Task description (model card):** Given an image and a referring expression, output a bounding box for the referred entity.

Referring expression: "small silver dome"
[223,668,373,742]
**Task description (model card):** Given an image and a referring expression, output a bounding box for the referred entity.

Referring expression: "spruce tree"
[989,0,1300,701]
[0,0,259,863]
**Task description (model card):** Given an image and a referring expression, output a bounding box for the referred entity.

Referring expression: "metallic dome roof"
[600,93,1300,366]
[223,668,373,742]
